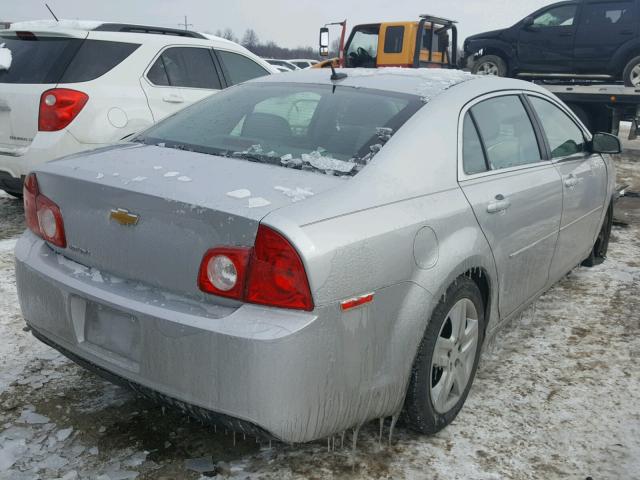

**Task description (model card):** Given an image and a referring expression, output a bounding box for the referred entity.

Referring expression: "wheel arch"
[466,40,514,72]
[611,40,640,74]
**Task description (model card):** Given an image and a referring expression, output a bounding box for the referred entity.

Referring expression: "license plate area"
[84,302,141,367]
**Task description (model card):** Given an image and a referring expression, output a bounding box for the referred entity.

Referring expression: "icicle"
[161,406,165,416]
[214,425,217,433]
[341,431,345,449]
[327,437,331,452]
[233,432,236,446]
[378,417,384,448]
[269,440,272,450]
[351,425,361,471]
[243,433,246,441]
[389,413,400,446]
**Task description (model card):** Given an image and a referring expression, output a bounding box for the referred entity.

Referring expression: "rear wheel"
[471,55,507,77]
[2,190,22,200]
[403,278,485,434]
[582,200,613,267]
[622,56,640,87]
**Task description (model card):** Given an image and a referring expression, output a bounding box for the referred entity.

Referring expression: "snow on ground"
[0,159,638,479]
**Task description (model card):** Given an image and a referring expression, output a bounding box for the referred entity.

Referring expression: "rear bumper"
[0,130,102,189]
[15,232,417,442]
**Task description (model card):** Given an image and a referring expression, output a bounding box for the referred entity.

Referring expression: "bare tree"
[242,29,260,49]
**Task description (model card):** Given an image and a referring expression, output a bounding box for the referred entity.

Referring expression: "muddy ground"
[0,155,638,480]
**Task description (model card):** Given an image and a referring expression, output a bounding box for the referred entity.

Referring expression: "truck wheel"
[622,56,640,87]
[403,277,485,434]
[582,200,613,267]
[471,55,507,77]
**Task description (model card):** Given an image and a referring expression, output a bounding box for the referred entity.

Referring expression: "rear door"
[140,46,224,121]
[517,3,579,72]
[526,94,608,280]
[573,0,638,73]
[459,94,563,317]
[0,30,85,155]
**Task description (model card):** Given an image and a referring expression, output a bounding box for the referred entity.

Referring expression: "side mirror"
[319,27,330,57]
[591,132,622,154]
[523,16,536,29]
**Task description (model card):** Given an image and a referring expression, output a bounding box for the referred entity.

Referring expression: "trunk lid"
[0,30,85,154]
[35,143,342,299]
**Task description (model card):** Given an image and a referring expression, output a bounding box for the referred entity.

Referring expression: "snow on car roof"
[252,67,477,102]
[9,19,105,31]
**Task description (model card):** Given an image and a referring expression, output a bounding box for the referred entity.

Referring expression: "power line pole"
[178,15,193,31]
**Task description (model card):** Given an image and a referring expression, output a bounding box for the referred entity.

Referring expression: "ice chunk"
[56,427,73,442]
[185,456,216,473]
[0,43,12,71]
[274,186,314,202]
[163,171,180,178]
[227,189,251,199]
[131,176,147,182]
[90,268,104,283]
[153,165,163,170]
[96,173,104,180]
[302,151,355,173]
[248,197,271,208]
[18,408,49,424]
[177,176,192,182]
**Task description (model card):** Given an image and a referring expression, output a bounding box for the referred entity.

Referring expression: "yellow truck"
[316,15,458,69]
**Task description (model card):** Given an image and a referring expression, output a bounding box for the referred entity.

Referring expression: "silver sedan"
[15,68,618,443]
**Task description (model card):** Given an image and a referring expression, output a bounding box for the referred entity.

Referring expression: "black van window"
[0,35,81,84]
[384,26,404,54]
[60,40,140,83]
[533,5,578,27]
[582,2,636,25]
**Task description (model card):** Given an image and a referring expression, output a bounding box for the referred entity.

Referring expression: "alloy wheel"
[476,62,500,76]
[429,298,479,414]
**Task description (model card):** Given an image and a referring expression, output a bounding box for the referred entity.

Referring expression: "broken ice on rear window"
[135,81,424,177]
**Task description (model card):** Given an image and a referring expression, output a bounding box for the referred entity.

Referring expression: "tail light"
[198,225,314,311]
[38,88,89,132]
[23,173,67,248]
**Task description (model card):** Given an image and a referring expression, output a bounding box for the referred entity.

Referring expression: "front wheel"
[471,55,507,77]
[582,200,613,267]
[622,56,640,87]
[403,277,485,434]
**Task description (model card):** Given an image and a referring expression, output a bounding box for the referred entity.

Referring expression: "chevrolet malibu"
[15,69,618,443]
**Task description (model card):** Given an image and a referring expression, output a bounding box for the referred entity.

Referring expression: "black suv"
[463,0,640,86]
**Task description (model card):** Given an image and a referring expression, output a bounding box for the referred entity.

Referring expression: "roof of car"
[7,19,232,44]
[251,67,551,101]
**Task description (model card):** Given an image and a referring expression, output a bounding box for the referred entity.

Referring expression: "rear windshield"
[0,35,81,83]
[135,82,423,177]
[0,34,139,84]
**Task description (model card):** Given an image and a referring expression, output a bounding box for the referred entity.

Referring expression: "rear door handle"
[564,175,579,188]
[487,194,511,214]
[163,94,184,104]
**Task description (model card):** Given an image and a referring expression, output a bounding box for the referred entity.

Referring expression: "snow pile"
[9,20,105,31]
[0,43,12,71]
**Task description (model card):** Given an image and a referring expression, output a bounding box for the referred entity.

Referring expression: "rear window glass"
[384,26,405,54]
[136,83,423,177]
[147,47,222,89]
[0,35,81,84]
[60,40,139,83]
[217,50,269,85]
[0,35,138,84]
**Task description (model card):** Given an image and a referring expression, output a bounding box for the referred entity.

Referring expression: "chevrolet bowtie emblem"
[109,208,139,226]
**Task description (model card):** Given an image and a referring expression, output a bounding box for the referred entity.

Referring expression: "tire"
[471,55,507,77]
[403,277,485,434]
[622,55,640,87]
[582,200,613,267]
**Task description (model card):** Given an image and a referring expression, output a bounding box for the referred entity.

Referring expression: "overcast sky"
[4,0,555,48]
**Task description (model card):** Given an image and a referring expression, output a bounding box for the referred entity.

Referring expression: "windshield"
[136,82,423,177]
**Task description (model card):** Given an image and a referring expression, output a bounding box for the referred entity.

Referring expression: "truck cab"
[317,16,458,69]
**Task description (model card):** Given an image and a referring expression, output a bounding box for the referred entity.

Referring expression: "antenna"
[178,15,193,31]
[330,63,347,81]
[45,3,59,22]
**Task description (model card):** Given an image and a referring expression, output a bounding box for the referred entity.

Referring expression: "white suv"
[0,20,276,197]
